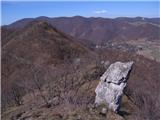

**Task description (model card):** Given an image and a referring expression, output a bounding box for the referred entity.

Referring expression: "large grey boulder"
[95,61,133,113]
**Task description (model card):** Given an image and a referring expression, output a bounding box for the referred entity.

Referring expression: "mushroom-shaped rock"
[95,61,133,113]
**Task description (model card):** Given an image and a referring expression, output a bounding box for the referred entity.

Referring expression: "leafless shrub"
[10,83,24,106]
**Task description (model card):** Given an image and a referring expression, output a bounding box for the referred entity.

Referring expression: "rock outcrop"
[95,61,133,113]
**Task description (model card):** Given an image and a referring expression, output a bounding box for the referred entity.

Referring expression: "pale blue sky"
[2,1,160,25]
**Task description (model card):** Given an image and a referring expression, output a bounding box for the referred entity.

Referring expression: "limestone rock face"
[95,61,133,112]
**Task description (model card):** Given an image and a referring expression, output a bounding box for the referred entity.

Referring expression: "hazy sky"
[2,1,160,25]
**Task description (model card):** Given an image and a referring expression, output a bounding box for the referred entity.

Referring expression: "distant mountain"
[115,17,160,25]
[3,16,160,45]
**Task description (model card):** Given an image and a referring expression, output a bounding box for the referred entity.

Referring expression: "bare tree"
[11,83,23,106]
[30,66,51,108]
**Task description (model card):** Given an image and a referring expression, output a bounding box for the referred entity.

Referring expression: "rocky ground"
[2,88,137,120]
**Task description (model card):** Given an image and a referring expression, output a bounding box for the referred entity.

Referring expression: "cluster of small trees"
[4,46,160,120]
[2,54,104,112]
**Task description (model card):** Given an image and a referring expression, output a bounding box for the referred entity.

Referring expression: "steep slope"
[100,48,160,119]
[2,21,90,110]
[2,20,89,63]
